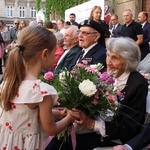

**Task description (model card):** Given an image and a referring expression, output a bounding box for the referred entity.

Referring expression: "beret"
[78,20,102,34]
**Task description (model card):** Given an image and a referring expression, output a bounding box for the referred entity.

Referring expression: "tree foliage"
[36,0,116,22]
[36,0,88,21]
[36,0,42,12]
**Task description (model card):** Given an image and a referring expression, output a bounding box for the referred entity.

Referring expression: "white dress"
[0,80,58,150]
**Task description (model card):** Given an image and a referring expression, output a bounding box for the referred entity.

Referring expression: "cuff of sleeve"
[124,144,133,150]
[94,120,106,137]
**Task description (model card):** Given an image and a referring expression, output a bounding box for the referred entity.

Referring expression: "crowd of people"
[0,6,150,150]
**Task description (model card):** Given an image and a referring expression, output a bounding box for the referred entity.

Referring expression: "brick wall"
[143,0,150,21]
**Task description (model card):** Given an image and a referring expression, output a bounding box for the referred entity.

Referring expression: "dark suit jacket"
[69,43,106,71]
[140,22,150,60]
[54,45,81,74]
[112,23,122,37]
[105,71,148,143]
[126,122,150,150]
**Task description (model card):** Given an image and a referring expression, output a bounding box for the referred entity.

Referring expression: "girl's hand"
[69,108,95,130]
[57,107,67,119]
[66,110,78,123]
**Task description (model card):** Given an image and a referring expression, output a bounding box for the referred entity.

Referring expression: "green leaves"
[36,0,89,19]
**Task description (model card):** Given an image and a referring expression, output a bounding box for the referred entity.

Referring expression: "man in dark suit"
[69,19,106,71]
[113,122,150,150]
[110,14,122,37]
[138,11,150,60]
[54,25,81,74]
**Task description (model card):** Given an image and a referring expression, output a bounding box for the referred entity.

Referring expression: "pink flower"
[99,72,109,81]
[85,67,98,74]
[70,70,76,75]
[82,60,88,65]
[106,92,117,103]
[92,98,98,105]
[6,44,11,49]
[99,72,115,84]
[44,72,54,81]
[76,63,84,68]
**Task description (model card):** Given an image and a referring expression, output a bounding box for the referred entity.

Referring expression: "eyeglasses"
[77,30,98,36]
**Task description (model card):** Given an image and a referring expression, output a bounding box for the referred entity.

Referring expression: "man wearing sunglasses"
[9,19,20,42]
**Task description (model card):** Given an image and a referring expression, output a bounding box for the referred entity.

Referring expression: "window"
[6,6,13,17]
[30,7,36,18]
[19,6,25,18]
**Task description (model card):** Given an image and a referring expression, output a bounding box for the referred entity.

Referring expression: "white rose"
[90,64,97,69]
[79,79,97,97]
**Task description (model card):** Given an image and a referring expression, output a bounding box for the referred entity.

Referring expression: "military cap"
[78,20,102,34]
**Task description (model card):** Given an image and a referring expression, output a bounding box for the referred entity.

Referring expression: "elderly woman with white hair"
[61,37,148,150]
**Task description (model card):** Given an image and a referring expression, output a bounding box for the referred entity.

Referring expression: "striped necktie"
[78,50,85,63]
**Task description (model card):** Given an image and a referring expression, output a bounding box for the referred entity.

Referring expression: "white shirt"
[141,21,147,28]
[82,42,98,57]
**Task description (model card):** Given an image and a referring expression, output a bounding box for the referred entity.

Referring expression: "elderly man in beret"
[69,19,106,71]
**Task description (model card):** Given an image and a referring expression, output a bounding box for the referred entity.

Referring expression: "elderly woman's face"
[106,51,126,77]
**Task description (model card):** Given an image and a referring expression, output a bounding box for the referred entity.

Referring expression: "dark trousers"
[45,132,117,150]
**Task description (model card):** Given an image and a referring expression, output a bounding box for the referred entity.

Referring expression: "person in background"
[110,14,122,37]
[49,32,64,71]
[54,25,81,74]
[138,11,150,60]
[136,52,150,81]
[19,20,27,30]
[120,9,143,46]
[65,21,71,29]
[69,20,106,71]
[29,21,38,27]
[0,20,10,66]
[51,20,59,32]
[17,20,28,38]
[57,19,66,35]
[0,26,75,149]
[0,32,4,74]
[89,6,110,47]
[9,19,20,42]
[69,13,78,26]
[38,20,44,27]
[45,21,56,33]
[68,37,147,150]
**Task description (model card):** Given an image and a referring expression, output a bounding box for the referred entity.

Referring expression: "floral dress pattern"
[0,80,58,150]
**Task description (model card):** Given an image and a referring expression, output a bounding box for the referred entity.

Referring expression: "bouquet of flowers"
[40,60,121,147]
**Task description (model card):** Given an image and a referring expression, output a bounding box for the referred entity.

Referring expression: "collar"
[114,23,119,28]
[114,72,130,91]
[141,21,147,27]
[83,42,98,57]
[125,20,134,27]
[117,72,130,81]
